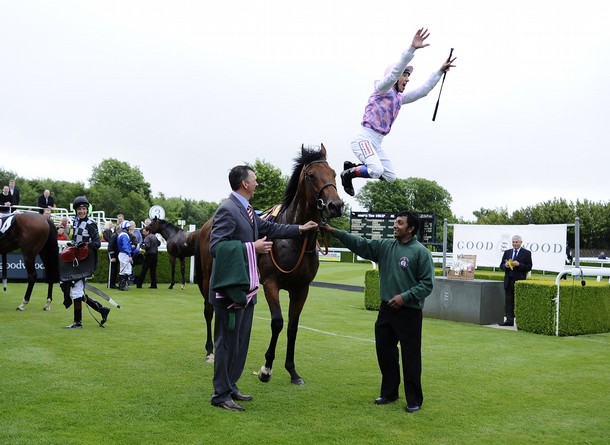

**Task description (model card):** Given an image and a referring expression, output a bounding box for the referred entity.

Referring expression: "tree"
[248,159,288,211]
[473,207,511,225]
[152,194,219,228]
[89,159,153,220]
[356,177,453,221]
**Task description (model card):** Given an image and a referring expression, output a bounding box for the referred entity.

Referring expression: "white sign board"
[149,205,165,220]
[453,224,567,272]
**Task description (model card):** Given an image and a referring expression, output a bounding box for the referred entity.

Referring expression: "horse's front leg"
[17,264,37,311]
[179,258,186,290]
[258,282,283,383]
[2,253,7,291]
[285,288,309,385]
[203,299,214,362]
[168,257,176,289]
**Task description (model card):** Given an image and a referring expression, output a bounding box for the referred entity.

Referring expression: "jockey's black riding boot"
[118,275,128,291]
[65,298,82,328]
[340,165,370,197]
[343,160,358,171]
[86,295,110,326]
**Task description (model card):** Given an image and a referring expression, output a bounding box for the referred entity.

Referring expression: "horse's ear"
[320,143,326,157]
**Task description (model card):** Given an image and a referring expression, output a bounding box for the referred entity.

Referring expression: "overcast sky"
[1,0,608,220]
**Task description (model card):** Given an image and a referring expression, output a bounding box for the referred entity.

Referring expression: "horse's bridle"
[269,159,336,274]
[303,159,337,224]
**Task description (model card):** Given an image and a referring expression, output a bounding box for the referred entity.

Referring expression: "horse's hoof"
[16,300,27,311]
[168,285,174,290]
[291,378,305,386]
[181,285,185,290]
[205,353,214,364]
[257,366,272,383]
[43,298,52,311]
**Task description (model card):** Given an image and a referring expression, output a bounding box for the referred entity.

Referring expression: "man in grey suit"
[209,165,318,411]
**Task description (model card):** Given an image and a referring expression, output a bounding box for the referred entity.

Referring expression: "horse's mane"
[152,218,183,238]
[280,148,326,211]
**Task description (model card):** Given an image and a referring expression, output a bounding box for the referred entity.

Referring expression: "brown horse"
[196,144,344,382]
[146,217,200,290]
[0,212,60,310]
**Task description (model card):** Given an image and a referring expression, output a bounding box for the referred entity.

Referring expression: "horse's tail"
[40,220,60,283]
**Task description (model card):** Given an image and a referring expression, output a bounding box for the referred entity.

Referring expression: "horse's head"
[146,216,162,234]
[292,143,343,221]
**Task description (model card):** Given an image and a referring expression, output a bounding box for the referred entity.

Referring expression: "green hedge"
[516,279,610,336]
[365,269,610,336]
[88,250,192,285]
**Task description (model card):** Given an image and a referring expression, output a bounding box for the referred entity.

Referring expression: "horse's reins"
[269,159,335,274]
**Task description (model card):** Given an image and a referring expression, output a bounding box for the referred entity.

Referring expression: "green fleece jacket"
[210,240,249,305]
[333,230,434,309]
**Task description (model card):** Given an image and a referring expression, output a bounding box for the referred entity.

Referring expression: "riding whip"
[85,283,122,308]
[432,48,454,121]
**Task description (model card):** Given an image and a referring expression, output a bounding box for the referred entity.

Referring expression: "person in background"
[140,218,151,241]
[499,235,533,327]
[37,189,54,214]
[8,179,20,206]
[128,221,142,284]
[136,226,160,289]
[320,211,434,414]
[340,28,456,197]
[598,252,607,260]
[59,216,72,239]
[102,220,114,242]
[116,214,125,229]
[1,186,12,208]
[117,221,140,291]
[57,226,68,241]
[107,225,120,289]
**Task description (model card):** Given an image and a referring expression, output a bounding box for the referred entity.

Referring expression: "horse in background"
[146,218,200,290]
[196,143,344,382]
[0,212,60,311]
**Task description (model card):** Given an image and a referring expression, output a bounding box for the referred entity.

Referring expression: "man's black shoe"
[499,320,514,326]
[231,392,253,402]
[211,400,245,411]
[405,405,421,413]
[374,396,398,405]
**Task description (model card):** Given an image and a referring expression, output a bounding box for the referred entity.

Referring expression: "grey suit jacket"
[209,194,300,306]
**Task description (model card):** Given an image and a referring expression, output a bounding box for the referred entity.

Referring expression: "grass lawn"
[0,262,608,445]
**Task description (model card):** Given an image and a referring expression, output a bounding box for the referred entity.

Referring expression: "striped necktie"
[247,204,254,223]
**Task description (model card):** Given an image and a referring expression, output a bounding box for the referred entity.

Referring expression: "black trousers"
[375,303,423,407]
[137,254,157,287]
[504,279,516,321]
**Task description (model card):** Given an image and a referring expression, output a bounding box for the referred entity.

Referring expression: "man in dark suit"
[8,179,20,206]
[499,235,533,326]
[208,165,318,411]
[37,189,54,214]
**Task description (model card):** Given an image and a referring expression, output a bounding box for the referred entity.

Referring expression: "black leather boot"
[65,299,82,328]
[86,296,111,326]
[340,167,358,196]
